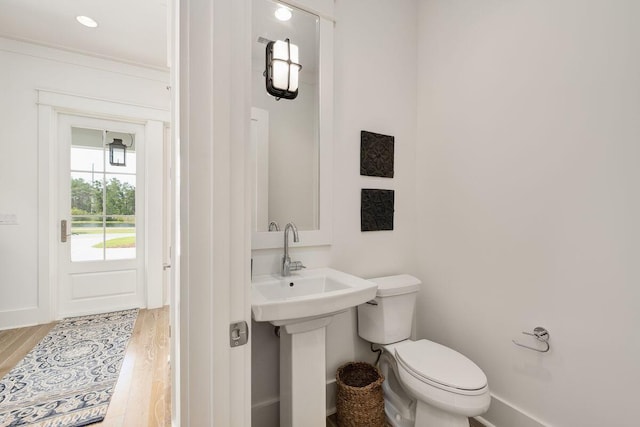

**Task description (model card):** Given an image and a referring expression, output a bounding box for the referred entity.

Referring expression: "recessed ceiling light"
[274,7,292,21]
[76,15,98,28]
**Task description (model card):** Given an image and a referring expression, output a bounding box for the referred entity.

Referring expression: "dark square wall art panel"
[360,131,394,178]
[361,189,394,232]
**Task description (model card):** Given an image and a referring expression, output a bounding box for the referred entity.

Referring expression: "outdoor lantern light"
[265,38,302,100]
[109,138,127,166]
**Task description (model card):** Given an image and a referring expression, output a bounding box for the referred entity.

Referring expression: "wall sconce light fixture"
[109,138,127,166]
[108,133,135,167]
[265,38,302,100]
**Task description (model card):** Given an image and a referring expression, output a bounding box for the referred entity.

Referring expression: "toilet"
[357,274,490,427]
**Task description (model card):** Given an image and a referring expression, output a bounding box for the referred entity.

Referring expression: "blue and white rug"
[0,309,138,427]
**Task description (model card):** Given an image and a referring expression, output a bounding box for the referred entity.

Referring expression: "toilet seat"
[382,339,492,419]
[394,340,488,396]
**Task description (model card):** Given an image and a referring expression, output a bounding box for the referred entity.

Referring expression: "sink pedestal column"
[279,317,332,427]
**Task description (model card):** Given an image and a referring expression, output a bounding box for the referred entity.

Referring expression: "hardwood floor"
[0,307,171,427]
[0,322,55,379]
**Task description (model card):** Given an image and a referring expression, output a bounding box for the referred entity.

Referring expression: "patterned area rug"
[0,309,138,427]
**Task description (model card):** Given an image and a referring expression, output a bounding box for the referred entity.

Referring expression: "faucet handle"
[289,261,306,271]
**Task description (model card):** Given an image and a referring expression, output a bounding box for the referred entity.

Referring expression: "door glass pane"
[70,128,137,262]
[70,128,104,171]
[70,172,104,262]
[105,174,136,260]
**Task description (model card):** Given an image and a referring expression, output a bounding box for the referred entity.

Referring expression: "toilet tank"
[357,274,421,344]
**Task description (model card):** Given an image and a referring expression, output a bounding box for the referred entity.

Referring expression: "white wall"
[0,38,169,329]
[251,0,418,424]
[415,1,640,426]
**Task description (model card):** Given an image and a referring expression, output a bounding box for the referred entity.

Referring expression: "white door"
[57,114,146,317]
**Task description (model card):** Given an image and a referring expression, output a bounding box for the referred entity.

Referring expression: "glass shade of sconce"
[265,38,302,100]
[109,138,127,166]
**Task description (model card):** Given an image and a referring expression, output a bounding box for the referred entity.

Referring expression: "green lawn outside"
[92,236,136,248]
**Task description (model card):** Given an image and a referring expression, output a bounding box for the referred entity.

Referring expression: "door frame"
[37,89,170,322]
[37,0,257,423]
[178,0,252,425]
[56,114,146,318]
[35,0,258,423]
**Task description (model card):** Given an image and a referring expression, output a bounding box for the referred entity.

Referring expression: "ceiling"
[252,0,319,74]
[0,0,168,70]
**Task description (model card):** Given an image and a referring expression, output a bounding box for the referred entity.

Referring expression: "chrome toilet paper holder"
[512,326,550,353]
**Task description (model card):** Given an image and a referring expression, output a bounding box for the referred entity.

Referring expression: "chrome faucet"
[281,222,305,276]
[268,221,280,231]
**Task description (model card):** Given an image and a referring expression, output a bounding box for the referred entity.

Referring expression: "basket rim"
[336,361,384,390]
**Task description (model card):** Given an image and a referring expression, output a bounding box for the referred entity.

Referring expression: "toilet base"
[379,346,477,427]
[416,400,469,427]
[384,399,414,427]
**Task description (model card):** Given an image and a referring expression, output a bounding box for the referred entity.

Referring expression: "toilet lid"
[394,340,487,392]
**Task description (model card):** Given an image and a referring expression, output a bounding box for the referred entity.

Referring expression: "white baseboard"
[0,307,42,331]
[474,415,497,427]
[482,393,549,427]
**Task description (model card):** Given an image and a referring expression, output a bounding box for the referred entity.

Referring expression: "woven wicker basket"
[335,361,385,427]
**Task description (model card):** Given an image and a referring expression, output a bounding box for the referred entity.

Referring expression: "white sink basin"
[251,267,377,326]
[252,268,377,427]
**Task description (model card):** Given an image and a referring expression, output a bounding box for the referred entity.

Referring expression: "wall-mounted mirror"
[251,0,333,249]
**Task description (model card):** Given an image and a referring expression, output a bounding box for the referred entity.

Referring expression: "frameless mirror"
[251,0,319,232]
[251,0,333,249]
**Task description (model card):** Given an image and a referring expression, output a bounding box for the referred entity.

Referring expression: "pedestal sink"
[251,268,377,427]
